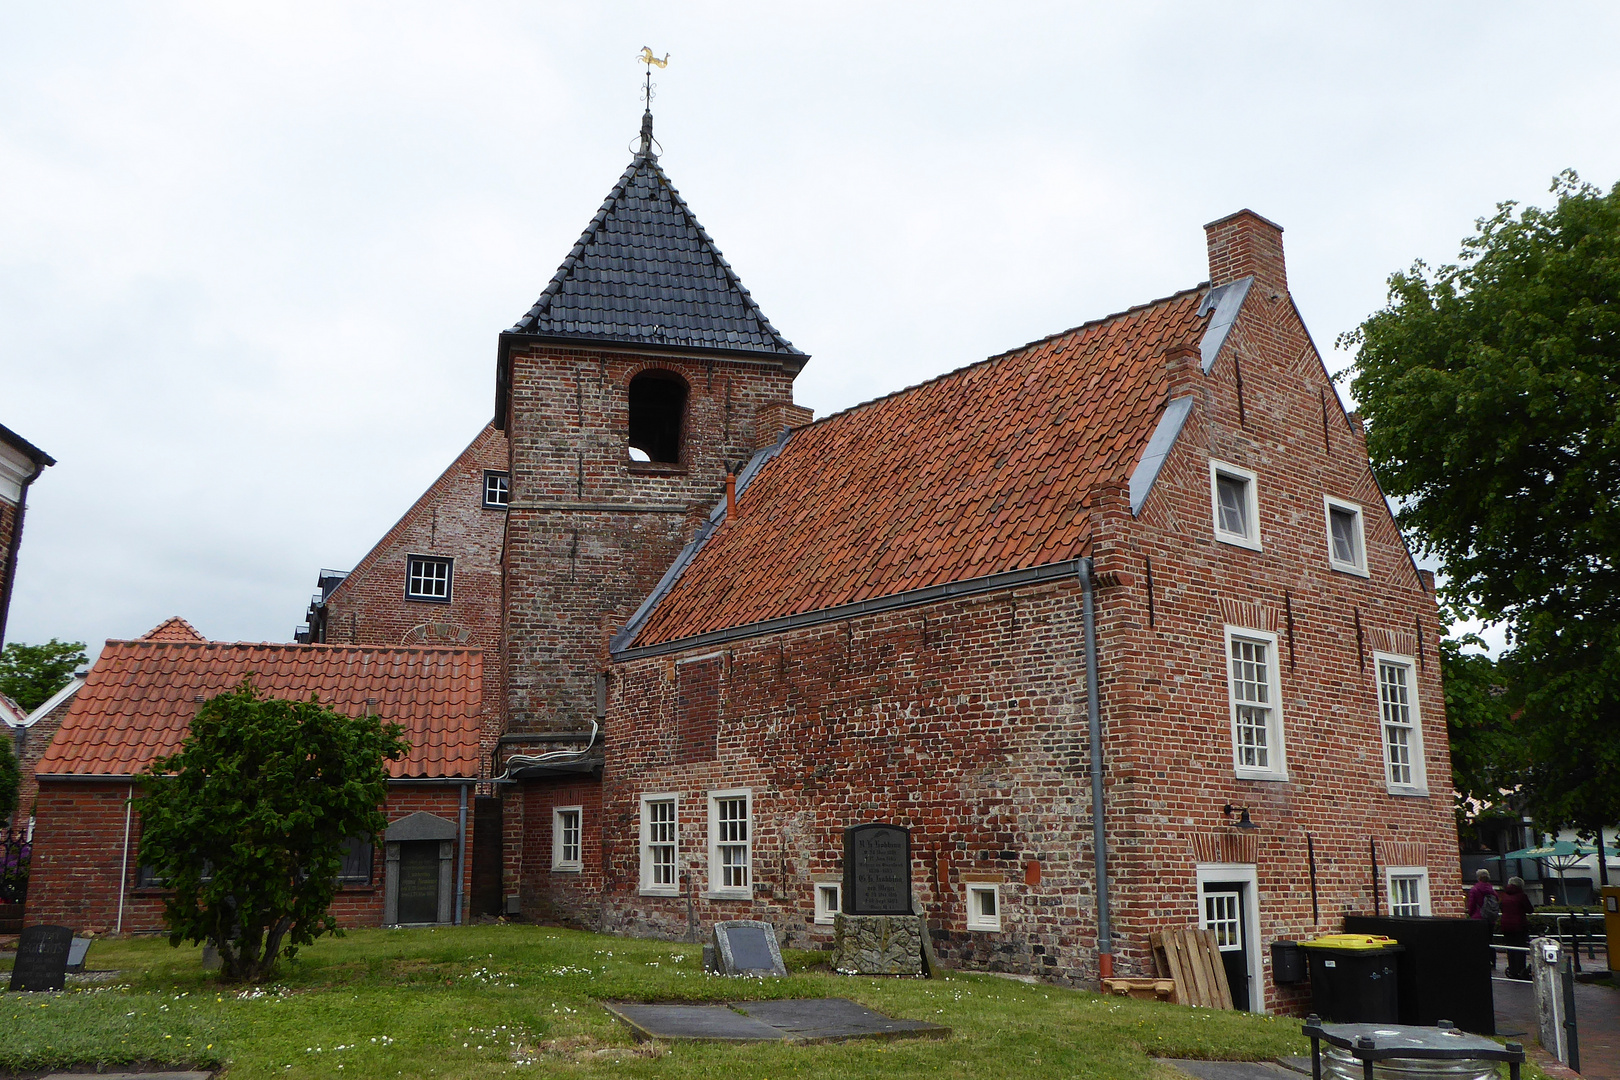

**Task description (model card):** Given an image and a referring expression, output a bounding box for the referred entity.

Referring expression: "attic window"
[628,371,687,464]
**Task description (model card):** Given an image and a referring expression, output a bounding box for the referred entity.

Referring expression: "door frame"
[1195,862,1264,1013]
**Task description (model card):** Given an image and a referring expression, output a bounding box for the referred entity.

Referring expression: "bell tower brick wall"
[499,344,799,741]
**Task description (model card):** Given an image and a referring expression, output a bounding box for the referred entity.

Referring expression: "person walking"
[1499,876,1535,979]
[1466,868,1501,968]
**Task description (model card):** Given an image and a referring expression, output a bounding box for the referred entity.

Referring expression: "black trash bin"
[1345,914,1495,1034]
[1299,935,1404,1023]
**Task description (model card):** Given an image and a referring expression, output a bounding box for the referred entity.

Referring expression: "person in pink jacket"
[1466,868,1500,967]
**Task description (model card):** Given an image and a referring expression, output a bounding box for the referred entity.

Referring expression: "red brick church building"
[296,110,1460,1010]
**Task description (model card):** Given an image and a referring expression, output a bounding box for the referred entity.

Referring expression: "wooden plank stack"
[1149,926,1234,1009]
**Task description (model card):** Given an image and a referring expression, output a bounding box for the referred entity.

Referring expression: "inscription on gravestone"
[10,924,73,992]
[843,824,912,916]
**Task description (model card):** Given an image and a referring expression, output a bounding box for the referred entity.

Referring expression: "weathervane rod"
[636,47,669,156]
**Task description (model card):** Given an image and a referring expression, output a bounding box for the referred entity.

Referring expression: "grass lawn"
[4,923,1313,1079]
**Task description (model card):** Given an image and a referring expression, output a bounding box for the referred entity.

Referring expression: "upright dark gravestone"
[843,824,911,915]
[834,824,924,976]
[10,925,74,992]
[712,920,787,977]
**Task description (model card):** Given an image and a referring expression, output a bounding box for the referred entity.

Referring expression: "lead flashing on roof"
[1198,276,1253,374]
[1128,396,1196,516]
[610,428,797,654]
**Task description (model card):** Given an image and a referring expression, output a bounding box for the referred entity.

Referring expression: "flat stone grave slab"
[604,1004,790,1043]
[605,998,950,1044]
[1158,1060,1305,1080]
[737,998,950,1042]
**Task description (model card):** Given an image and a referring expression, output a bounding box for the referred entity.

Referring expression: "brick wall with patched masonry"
[561,211,1459,1013]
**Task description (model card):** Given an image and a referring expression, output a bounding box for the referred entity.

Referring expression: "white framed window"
[1324,496,1368,576]
[552,806,582,872]
[1386,866,1431,916]
[483,470,510,508]
[1210,461,1262,550]
[1376,654,1428,794]
[707,789,751,898]
[1225,626,1288,780]
[966,883,1002,931]
[814,881,842,925]
[639,795,679,895]
[405,554,453,602]
[1204,890,1241,949]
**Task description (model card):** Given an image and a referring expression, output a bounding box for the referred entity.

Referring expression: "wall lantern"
[1223,803,1258,830]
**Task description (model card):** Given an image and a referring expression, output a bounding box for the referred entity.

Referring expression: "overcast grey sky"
[4,2,1617,658]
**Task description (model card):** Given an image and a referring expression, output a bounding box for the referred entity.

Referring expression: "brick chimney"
[1205,209,1287,294]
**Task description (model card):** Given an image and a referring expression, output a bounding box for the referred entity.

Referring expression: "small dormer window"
[628,370,688,464]
[1324,496,1367,575]
[1210,461,1261,550]
[483,470,510,508]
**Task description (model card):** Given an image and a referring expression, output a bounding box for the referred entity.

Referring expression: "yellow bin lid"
[1301,934,1401,950]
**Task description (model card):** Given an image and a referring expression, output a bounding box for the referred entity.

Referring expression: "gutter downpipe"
[116,783,134,935]
[1080,557,1113,981]
[456,782,468,926]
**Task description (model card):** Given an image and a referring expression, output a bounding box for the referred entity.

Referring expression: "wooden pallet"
[1150,926,1234,1009]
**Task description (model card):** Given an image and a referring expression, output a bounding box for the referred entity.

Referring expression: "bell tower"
[494,107,810,748]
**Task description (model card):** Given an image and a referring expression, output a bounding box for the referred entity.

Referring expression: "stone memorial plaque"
[397,840,440,924]
[66,937,91,972]
[10,924,73,992]
[843,824,911,915]
[712,919,786,976]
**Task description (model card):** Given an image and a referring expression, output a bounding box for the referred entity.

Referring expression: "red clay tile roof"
[37,640,482,779]
[625,287,1210,649]
[138,617,206,642]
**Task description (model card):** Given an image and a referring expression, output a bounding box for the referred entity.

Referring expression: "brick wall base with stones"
[26,781,476,934]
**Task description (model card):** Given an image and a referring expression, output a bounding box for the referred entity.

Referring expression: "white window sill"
[1385,785,1430,798]
[1215,531,1263,552]
[551,864,582,874]
[813,916,837,926]
[638,887,680,897]
[1234,768,1290,783]
[704,890,753,901]
[1329,561,1370,578]
[966,921,1003,932]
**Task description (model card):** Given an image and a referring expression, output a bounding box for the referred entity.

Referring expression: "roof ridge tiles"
[783,283,1208,437]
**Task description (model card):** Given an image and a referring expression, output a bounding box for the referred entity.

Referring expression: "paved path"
[1494,976,1619,1079]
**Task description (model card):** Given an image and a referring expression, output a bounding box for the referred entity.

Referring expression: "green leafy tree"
[0,733,18,825]
[1344,171,1620,829]
[136,680,408,982]
[0,639,87,712]
[1440,631,1522,819]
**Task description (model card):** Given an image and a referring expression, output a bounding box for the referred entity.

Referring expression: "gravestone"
[712,919,787,977]
[843,824,911,915]
[66,937,91,972]
[9,924,73,992]
[835,823,925,976]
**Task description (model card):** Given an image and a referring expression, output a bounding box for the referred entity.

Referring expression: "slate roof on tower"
[615,285,1220,654]
[496,115,805,424]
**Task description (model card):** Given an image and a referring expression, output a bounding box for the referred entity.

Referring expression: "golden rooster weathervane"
[636,47,669,156]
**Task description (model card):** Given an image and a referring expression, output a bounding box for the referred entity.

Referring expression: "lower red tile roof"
[625,287,1209,648]
[37,639,482,779]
